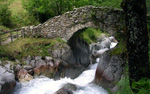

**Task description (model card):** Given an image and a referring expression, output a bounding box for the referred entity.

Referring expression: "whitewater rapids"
[14,63,107,94]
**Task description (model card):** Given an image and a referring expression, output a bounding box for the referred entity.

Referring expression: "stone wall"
[24,6,124,41]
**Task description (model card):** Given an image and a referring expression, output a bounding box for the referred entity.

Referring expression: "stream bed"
[14,63,107,94]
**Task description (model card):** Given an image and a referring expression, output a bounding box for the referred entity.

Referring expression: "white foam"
[110,42,117,49]
[14,63,107,94]
[96,58,100,63]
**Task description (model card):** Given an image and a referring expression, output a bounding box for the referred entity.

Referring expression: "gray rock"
[47,61,54,67]
[0,66,6,74]
[0,64,16,94]
[45,56,52,61]
[36,60,46,68]
[23,65,33,70]
[15,64,22,72]
[55,88,73,94]
[27,55,31,61]
[62,83,78,91]
[35,56,42,61]
[29,60,36,67]
[2,72,15,82]
[4,63,12,70]
[55,83,78,94]
[17,69,33,82]
[0,85,1,92]
[94,48,125,92]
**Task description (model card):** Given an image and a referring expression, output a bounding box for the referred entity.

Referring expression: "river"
[14,63,107,94]
[14,40,117,94]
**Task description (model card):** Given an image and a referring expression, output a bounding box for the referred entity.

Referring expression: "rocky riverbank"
[0,33,126,94]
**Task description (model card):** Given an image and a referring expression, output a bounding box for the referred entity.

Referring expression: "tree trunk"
[122,0,150,85]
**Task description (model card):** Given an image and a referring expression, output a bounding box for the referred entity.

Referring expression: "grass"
[8,0,25,16]
[9,0,39,28]
[72,28,108,44]
[98,0,122,9]
[0,0,39,29]
[0,25,10,31]
[0,38,66,60]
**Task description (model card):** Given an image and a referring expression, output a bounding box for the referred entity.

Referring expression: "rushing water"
[14,42,117,94]
[14,63,107,94]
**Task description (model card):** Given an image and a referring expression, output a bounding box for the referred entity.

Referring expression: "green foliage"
[69,28,106,44]
[56,37,66,43]
[22,0,124,23]
[81,28,104,44]
[73,0,90,8]
[0,3,11,26]
[22,0,74,23]
[97,0,122,8]
[11,11,39,27]
[132,78,150,94]
[116,76,134,94]
[146,0,150,14]
[111,32,127,56]
[111,64,133,94]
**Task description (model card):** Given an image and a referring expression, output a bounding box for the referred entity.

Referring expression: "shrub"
[132,78,150,94]
[0,4,11,26]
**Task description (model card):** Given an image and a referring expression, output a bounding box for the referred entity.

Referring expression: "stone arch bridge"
[24,6,124,41]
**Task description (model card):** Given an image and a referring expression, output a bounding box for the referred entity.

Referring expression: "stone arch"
[25,6,124,40]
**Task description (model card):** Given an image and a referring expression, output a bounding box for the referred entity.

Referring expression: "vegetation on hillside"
[0,0,11,26]
[0,38,66,60]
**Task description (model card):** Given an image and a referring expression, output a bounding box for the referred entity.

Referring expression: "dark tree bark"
[122,0,150,85]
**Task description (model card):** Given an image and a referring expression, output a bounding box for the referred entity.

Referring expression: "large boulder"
[94,48,125,92]
[17,69,33,82]
[55,83,78,94]
[0,61,16,94]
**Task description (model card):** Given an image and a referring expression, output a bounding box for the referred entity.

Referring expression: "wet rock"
[33,60,58,78]
[0,74,16,94]
[94,48,124,92]
[92,48,109,58]
[55,83,78,94]
[62,83,78,91]
[55,88,73,94]
[17,69,33,82]
[33,67,40,77]
[0,62,16,94]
